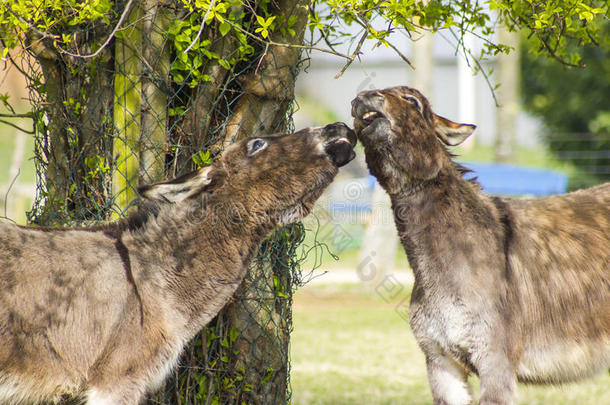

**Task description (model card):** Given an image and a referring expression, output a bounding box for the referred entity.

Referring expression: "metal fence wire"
[11,1,311,403]
[546,132,610,189]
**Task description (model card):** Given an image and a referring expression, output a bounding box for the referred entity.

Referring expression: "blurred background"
[1,17,609,405]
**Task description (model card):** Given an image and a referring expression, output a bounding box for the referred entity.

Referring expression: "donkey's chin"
[276,182,327,226]
[277,203,309,226]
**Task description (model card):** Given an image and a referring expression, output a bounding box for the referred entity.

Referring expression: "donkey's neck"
[122,200,275,332]
[389,165,474,220]
[174,221,269,330]
[388,165,501,282]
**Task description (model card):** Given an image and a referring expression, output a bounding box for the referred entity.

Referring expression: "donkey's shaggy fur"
[352,86,609,405]
[0,123,356,404]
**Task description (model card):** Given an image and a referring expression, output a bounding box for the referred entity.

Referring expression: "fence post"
[112,2,142,215]
[140,1,171,184]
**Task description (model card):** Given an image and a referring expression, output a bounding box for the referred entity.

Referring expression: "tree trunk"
[217,2,309,402]
[222,0,308,143]
[27,29,114,225]
[175,23,239,173]
[29,41,70,225]
[22,1,310,403]
[150,2,310,403]
[495,23,520,163]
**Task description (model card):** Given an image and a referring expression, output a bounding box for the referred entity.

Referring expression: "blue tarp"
[460,162,568,196]
[328,163,568,213]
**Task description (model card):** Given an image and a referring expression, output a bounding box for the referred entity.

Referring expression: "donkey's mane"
[17,198,162,236]
[449,152,480,187]
[120,199,162,233]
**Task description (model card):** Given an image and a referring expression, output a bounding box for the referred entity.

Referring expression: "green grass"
[290,284,610,405]
[454,143,565,169]
[0,114,37,224]
[0,119,36,185]
[454,143,600,189]
[290,285,431,405]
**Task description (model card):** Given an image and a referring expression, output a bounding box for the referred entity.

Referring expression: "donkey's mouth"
[321,122,357,167]
[361,111,383,124]
[350,96,389,138]
[351,107,389,137]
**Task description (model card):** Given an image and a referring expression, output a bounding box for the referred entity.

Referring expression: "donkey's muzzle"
[322,122,357,167]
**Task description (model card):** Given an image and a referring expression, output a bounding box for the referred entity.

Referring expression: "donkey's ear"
[138,166,217,203]
[433,114,476,146]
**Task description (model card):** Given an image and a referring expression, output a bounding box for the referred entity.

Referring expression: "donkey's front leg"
[476,351,516,405]
[426,353,473,405]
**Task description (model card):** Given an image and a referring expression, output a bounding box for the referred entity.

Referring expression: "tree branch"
[351,14,415,70]
[445,27,501,107]
[227,20,354,63]
[183,0,216,54]
[0,113,36,134]
[59,0,136,59]
[333,30,367,79]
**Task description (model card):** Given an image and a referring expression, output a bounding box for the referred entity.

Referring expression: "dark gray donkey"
[0,123,356,404]
[352,85,609,405]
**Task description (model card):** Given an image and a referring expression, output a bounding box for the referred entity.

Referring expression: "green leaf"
[255,27,269,38]
[219,21,231,36]
[169,106,186,117]
[229,326,239,343]
[579,11,593,21]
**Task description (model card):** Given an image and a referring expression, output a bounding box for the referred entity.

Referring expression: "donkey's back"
[506,182,610,384]
[0,222,136,403]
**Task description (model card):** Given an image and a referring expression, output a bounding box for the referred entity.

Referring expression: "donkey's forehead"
[231,133,302,146]
[381,86,426,100]
[227,130,325,153]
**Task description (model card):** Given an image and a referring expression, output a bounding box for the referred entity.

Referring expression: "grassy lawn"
[290,284,610,405]
[0,117,37,224]
[0,108,36,185]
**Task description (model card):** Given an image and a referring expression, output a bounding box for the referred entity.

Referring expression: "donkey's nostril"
[325,139,356,167]
[323,122,357,146]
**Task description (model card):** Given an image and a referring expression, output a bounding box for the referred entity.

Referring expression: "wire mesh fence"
[546,132,610,190]
[3,1,309,403]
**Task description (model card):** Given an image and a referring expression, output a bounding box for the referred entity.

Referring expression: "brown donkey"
[0,123,356,404]
[352,86,609,405]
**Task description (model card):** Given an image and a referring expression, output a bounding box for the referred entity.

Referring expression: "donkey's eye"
[401,95,423,113]
[247,138,267,156]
